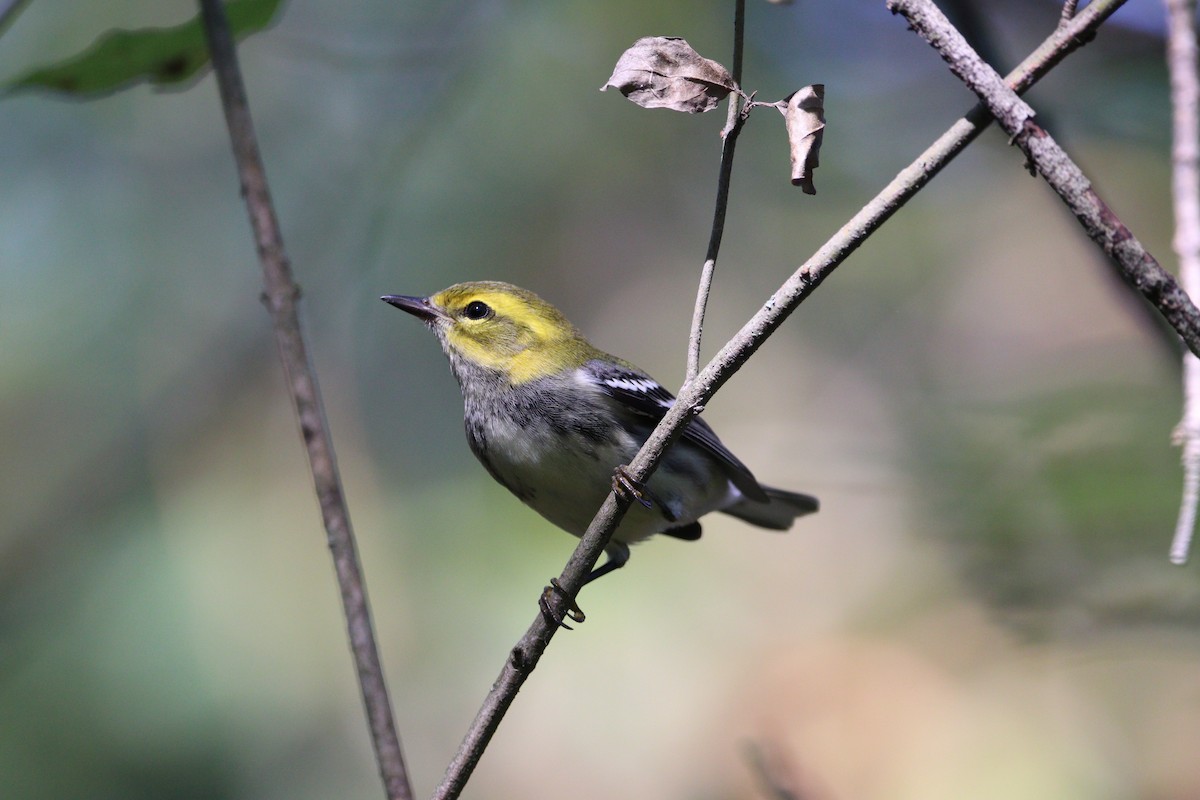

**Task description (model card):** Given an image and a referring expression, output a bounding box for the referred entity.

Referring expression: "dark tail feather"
[662,521,703,541]
[721,485,819,531]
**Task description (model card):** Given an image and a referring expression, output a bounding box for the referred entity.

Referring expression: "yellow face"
[429,282,585,384]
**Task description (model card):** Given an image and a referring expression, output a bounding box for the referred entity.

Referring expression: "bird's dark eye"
[463,301,492,320]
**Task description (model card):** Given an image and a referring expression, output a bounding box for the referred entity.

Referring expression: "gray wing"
[585,359,769,502]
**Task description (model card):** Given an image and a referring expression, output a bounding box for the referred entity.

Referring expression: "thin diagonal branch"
[434,3,1129,797]
[0,0,33,39]
[196,3,413,799]
[1166,0,1200,564]
[887,0,1200,359]
[687,0,748,386]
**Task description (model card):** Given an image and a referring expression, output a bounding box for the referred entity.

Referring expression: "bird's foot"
[612,466,654,509]
[539,578,586,630]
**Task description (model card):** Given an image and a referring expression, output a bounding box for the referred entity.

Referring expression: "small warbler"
[382,281,818,589]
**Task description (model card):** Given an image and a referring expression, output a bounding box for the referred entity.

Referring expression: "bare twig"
[727,0,746,119]
[887,0,1200,359]
[1017,0,1177,357]
[687,0,748,386]
[1060,0,1080,27]
[434,3,1129,797]
[941,0,1006,72]
[0,0,33,38]
[433,490,642,799]
[688,260,718,384]
[1166,0,1200,564]
[196,2,413,799]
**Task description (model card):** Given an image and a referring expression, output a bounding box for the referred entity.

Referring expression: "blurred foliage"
[3,0,282,97]
[2,0,1198,798]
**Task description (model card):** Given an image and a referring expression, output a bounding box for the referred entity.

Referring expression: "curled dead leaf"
[780,84,825,193]
[600,36,738,114]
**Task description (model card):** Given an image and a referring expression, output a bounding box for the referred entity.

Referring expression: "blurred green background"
[3,0,1198,797]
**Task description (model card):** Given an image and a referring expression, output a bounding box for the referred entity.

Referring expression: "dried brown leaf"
[781,84,825,193]
[600,36,737,114]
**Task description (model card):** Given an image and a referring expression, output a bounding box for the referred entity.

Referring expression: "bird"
[381,281,817,619]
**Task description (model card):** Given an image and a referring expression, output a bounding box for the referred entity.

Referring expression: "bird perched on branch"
[382,281,817,621]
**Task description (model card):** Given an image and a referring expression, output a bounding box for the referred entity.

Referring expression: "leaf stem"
[687,0,747,386]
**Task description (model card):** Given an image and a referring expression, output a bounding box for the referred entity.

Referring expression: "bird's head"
[383,281,591,384]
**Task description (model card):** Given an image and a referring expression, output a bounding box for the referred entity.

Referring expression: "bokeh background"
[3,0,1198,797]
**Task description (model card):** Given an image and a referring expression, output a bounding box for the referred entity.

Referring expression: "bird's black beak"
[381,294,442,323]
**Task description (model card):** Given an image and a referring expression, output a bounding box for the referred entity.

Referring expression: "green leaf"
[3,0,283,98]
